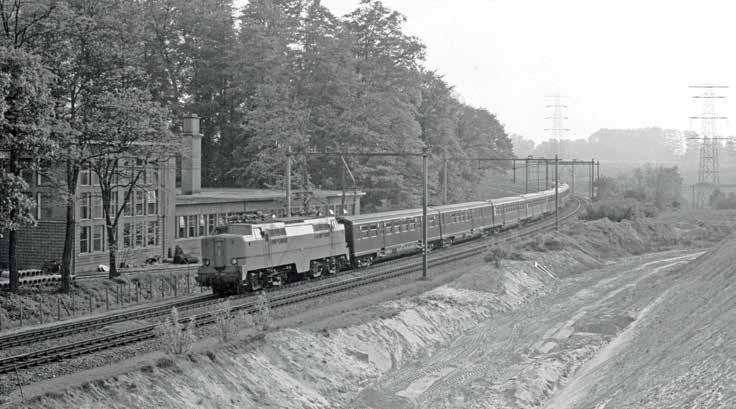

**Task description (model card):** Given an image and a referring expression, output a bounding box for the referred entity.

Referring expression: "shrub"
[583,198,648,222]
[484,243,523,267]
[155,307,196,355]
[213,299,254,342]
[254,292,272,331]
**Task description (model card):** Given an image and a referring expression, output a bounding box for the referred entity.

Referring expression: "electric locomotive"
[196,217,349,295]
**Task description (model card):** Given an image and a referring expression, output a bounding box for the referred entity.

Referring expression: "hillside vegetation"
[586,165,683,221]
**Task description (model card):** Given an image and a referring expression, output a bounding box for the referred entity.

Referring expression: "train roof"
[521,190,551,200]
[488,195,525,205]
[431,201,491,212]
[339,207,440,224]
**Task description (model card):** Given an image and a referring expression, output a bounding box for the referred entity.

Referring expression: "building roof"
[176,187,364,206]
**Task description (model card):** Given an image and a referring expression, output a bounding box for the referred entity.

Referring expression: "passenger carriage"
[432,201,497,245]
[489,196,526,228]
[339,208,442,267]
[521,191,550,221]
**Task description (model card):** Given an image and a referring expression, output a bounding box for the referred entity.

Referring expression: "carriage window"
[370,224,378,237]
[360,225,370,239]
[409,219,417,230]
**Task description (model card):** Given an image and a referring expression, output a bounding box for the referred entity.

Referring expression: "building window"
[80,192,91,220]
[217,214,225,227]
[109,191,118,218]
[177,216,186,239]
[199,215,205,236]
[146,190,157,215]
[79,165,91,186]
[123,192,132,216]
[135,222,144,247]
[93,195,103,219]
[93,225,105,252]
[80,226,90,253]
[147,221,159,246]
[208,214,216,234]
[188,215,197,237]
[123,223,132,248]
[35,192,41,220]
[135,190,145,216]
[147,167,159,187]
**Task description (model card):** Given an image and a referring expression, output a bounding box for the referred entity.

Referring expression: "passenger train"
[196,184,571,295]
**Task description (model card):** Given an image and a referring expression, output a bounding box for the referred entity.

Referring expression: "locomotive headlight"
[203,258,210,266]
[231,258,238,265]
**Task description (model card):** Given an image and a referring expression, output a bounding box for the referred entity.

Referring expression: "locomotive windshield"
[227,224,253,235]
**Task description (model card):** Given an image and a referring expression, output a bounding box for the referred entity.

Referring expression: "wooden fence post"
[187,273,190,295]
[161,278,165,299]
[89,296,93,314]
[105,288,110,311]
[173,274,177,297]
[19,303,23,328]
[57,296,61,321]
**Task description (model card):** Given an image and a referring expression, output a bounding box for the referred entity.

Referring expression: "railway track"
[0,198,582,375]
[0,294,217,349]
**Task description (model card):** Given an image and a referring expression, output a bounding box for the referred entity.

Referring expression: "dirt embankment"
[545,230,736,409]
[10,211,736,409]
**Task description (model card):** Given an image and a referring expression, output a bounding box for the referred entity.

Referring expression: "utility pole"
[422,146,429,280]
[596,161,600,181]
[690,85,728,208]
[570,160,575,195]
[524,157,529,193]
[536,160,540,191]
[555,154,559,230]
[442,149,448,205]
[286,146,292,217]
[590,158,594,199]
[545,160,549,190]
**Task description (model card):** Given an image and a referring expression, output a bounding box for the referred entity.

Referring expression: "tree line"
[0,0,512,292]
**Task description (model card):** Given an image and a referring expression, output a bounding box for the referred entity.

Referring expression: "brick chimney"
[181,114,202,195]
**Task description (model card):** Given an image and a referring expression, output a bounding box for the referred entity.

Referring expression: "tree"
[83,88,175,278]
[0,47,55,292]
[41,0,151,290]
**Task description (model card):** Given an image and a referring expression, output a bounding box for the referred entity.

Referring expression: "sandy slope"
[545,237,736,409]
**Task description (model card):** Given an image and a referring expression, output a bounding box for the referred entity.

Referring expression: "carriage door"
[214,238,226,267]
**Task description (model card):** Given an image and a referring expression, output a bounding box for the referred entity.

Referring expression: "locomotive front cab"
[197,230,250,296]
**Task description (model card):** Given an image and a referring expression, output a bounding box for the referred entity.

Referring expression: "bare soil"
[4,209,736,408]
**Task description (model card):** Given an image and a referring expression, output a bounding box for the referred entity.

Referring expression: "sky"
[317,0,736,143]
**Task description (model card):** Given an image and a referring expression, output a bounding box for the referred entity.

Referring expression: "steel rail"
[0,198,582,375]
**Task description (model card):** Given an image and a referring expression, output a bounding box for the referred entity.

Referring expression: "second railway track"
[0,198,582,375]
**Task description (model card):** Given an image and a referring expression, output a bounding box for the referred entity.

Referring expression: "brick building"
[1,115,363,274]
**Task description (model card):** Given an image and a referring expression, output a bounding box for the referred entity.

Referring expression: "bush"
[484,244,523,267]
[155,307,196,355]
[254,292,272,331]
[213,299,254,342]
[583,198,650,222]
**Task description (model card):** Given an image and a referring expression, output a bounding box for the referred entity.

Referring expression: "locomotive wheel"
[324,259,338,275]
[309,261,323,278]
